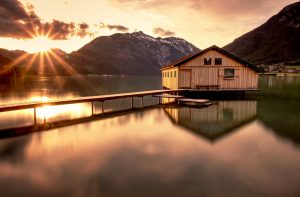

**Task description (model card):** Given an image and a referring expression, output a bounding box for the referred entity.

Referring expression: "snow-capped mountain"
[69,31,199,75]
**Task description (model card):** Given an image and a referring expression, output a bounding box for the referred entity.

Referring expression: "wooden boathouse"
[162,45,261,91]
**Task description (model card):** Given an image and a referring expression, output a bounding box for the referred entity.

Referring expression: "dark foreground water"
[0,75,300,196]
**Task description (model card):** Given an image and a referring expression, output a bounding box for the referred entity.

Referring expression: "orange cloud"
[0,0,93,39]
[153,27,175,37]
[99,22,129,32]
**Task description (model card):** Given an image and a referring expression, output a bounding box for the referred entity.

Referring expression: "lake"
[0,75,300,196]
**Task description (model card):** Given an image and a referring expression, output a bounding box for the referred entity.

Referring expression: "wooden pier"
[0,89,187,127]
[0,89,186,112]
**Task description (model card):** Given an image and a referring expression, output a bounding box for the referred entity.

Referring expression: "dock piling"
[101,101,104,113]
[33,107,37,125]
[141,97,144,108]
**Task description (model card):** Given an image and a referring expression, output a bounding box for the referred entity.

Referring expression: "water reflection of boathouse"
[164,100,257,141]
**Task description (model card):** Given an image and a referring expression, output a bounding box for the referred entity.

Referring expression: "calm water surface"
[0,75,300,196]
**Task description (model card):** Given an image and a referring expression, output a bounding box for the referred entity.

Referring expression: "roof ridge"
[162,45,263,73]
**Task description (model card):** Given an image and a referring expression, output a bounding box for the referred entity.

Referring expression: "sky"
[0,0,298,53]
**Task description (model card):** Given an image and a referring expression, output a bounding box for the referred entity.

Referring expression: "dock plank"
[153,94,184,99]
[176,98,210,103]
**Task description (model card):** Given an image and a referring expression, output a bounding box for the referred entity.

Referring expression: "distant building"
[162,45,261,90]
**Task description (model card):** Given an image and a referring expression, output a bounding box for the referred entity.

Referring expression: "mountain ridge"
[0,31,199,75]
[224,1,300,65]
[69,31,199,75]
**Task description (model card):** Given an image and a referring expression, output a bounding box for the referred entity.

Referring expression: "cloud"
[77,23,93,38]
[110,0,297,18]
[0,0,38,20]
[99,22,129,32]
[0,0,92,40]
[153,27,175,37]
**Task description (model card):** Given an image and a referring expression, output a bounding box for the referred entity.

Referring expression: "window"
[167,72,169,77]
[204,58,212,65]
[224,68,235,78]
[174,71,176,77]
[170,71,173,77]
[215,58,222,65]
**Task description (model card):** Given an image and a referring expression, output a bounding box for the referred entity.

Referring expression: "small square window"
[224,68,234,78]
[215,58,222,65]
[204,58,211,65]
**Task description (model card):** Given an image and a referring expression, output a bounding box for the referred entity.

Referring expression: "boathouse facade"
[162,45,261,90]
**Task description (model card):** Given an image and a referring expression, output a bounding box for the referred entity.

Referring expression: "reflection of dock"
[0,105,160,139]
[164,100,257,141]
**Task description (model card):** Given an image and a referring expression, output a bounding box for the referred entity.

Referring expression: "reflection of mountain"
[0,137,29,163]
[258,98,300,146]
[165,101,257,141]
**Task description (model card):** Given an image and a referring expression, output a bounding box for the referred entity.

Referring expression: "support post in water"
[141,96,144,108]
[91,101,94,115]
[33,107,37,125]
[101,101,104,113]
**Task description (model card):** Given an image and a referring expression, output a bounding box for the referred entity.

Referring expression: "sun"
[31,36,53,53]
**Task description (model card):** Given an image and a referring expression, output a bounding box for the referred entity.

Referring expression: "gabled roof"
[162,45,262,73]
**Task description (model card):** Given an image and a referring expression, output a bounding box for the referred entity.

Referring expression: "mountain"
[69,31,199,75]
[224,2,300,65]
[0,32,199,75]
[0,48,86,76]
[0,48,27,60]
[0,54,11,67]
[0,54,22,84]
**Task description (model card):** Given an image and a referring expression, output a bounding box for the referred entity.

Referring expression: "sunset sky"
[0,0,298,53]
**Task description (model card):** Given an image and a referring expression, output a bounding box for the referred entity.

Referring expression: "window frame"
[215,58,222,65]
[224,68,235,79]
[204,58,212,65]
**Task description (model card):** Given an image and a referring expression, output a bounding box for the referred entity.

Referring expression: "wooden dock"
[153,94,184,99]
[0,89,187,127]
[0,89,186,112]
[0,89,217,133]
